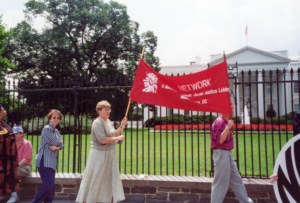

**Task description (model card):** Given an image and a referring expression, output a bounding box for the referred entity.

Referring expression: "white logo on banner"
[143,73,158,93]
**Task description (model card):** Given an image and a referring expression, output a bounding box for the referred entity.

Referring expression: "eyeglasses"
[102,109,111,112]
[52,117,61,120]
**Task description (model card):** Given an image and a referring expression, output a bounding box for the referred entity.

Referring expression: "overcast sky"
[1,0,300,66]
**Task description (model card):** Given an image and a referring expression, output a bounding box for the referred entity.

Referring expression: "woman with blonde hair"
[76,100,127,203]
[32,109,64,203]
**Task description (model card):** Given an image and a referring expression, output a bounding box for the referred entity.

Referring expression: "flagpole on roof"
[246,20,248,46]
[124,46,146,122]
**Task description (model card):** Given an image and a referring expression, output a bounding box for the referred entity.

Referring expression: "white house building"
[142,46,300,120]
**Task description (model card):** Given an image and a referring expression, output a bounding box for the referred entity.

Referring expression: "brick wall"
[19,173,277,203]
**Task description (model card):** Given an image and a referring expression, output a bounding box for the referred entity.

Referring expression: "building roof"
[210,46,291,66]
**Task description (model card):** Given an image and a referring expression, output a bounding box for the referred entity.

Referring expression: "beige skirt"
[76,148,125,203]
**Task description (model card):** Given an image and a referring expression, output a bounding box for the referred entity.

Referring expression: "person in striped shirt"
[32,110,64,203]
[210,103,253,203]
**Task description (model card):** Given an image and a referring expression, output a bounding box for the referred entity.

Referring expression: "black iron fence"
[0,66,299,178]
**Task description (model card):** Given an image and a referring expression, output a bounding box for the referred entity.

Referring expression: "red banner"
[130,59,232,114]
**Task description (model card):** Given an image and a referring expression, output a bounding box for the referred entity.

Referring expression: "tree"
[0,15,12,81]
[266,107,276,118]
[0,16,20,126]
[2,0,161,123]
[4,0,160,80]
[121,30,160,76]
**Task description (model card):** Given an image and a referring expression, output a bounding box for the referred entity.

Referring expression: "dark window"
[294,82,299,93]
[267,84,272,94]
[295,104,299,112]
[245,84,250,95]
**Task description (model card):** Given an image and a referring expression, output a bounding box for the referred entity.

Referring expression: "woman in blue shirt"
[32,110,64,203]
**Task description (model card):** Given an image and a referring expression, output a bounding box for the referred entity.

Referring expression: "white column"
[143,106,149,121]
[278,74,285,116]
[286,73,292,113]
[258,71,264,118]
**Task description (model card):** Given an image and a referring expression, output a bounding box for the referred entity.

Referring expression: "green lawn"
[26,129,293,178]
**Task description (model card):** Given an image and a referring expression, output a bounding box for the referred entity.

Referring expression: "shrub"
[202,115,217,124]
[190,115,217,124]
[264,118,271,124]
[191,115,204,124]
[161,117,167,124]
[261,117,280,125]
[128,113,143,121]
[184,115,192,124]
[266,108,276,117]
[279,111,296,124]
[232,116,242,124]
[279,116,289,124]
[280,111,297,121]
[167,114,185,124]
[251,117,262,124]
[271,117,279,125]
[145,116,161,127]
[145,114,217,127]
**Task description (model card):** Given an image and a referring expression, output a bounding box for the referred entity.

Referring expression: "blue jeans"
[32,156,55,203]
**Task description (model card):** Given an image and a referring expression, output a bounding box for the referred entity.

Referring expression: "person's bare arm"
[115,118,128,137]
[100,135,124,144]
[50,146,61,151]
[219,120,234,144]
[270,174,278,183]
[18,158,29,168]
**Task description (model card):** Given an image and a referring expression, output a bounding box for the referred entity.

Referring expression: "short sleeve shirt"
[17,138,33,165]
[91,118,116,151]
[211,115,234,150]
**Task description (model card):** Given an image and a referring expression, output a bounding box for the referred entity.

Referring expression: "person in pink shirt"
[210,103,253,203]
[7,126,33,203]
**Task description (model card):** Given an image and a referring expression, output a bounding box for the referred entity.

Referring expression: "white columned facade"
[258,71,264,118]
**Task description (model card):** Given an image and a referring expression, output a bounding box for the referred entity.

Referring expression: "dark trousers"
[32,156,55,203]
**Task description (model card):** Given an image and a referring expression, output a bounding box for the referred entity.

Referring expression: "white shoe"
[7,195,18,203]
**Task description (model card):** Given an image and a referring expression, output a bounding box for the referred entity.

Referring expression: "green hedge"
[250,111,296,125]
[145,111,296,127]
[233,116,242,124]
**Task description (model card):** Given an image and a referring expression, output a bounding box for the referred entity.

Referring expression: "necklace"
[0,128,8,135]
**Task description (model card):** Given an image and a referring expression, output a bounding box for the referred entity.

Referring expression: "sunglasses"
[52,117,61,120]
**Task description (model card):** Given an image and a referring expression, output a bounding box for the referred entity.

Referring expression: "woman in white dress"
[76,100,127,203]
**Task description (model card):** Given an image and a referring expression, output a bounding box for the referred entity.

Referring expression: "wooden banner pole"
[124,98,131,119]
[223,51,226,61]
[140,46,145,59]
[122,46,145,132]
